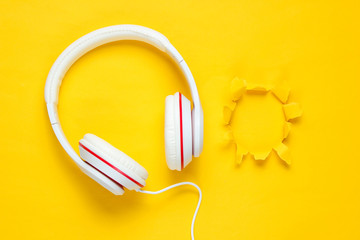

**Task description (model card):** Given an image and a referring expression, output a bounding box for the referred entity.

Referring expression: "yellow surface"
[230,77,247,101]
[283,122,292,139]
[230,91,285,159]
[272,80,290,103]
[274,143,291,165]
[283,102,303,121]
[223,106,233,125]
[1,1,360,239]
[223,78,298,164]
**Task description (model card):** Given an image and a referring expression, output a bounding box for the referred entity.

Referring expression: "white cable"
[136,182,202,240]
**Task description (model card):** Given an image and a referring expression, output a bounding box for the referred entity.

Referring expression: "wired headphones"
[45,25,205,239]
[44,25,204,195]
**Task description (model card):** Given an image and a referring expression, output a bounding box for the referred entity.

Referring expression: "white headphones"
[45,25,204,195]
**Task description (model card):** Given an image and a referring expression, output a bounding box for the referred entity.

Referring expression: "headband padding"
[79,134,148,190]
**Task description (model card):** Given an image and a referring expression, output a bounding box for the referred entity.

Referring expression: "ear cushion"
[165,92,193,171]
[165,94,178,170]
[79,163,125,195]
[79,134,148,190]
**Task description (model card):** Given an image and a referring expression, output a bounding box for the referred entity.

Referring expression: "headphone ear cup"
[79,134,148,191]
[164,92,192,171]
[79,162,125,195]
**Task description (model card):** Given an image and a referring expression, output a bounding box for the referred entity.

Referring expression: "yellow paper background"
[1,1,360,239]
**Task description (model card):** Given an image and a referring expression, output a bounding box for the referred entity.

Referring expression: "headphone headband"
[45,25,203,169]
[45,25,201,105]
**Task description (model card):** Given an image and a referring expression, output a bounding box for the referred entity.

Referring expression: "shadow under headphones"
[44,25,204,195]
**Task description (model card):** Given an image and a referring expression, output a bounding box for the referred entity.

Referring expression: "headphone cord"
[136,182,202,240]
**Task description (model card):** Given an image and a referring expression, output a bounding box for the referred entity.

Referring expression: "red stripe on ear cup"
[179,93,184,170]
[84,161,124,190]
[79,142,144,188]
